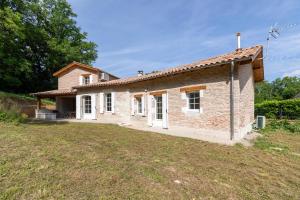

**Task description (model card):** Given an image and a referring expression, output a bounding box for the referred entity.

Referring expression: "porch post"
[37,96,41,110]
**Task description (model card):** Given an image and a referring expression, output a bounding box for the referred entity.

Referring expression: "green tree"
[255,76,300,103]
[0,0,97,93]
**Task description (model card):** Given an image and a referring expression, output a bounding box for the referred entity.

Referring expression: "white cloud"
[283,69,300,77]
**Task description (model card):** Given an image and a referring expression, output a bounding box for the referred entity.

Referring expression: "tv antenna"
[264,23,297,59]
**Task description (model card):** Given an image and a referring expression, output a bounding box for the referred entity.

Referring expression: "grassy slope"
[0,91,54,105]
[0,122,299,199]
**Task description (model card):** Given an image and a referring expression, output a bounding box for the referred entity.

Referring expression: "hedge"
[255,99,300,119]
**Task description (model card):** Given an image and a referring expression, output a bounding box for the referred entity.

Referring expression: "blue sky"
[67,0,300,81]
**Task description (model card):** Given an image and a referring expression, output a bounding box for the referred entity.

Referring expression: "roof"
[53,61,119,79]
[31,89,77,97]
[74,45,264,89]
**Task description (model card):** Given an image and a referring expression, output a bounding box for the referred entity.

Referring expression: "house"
[33,43,264,144]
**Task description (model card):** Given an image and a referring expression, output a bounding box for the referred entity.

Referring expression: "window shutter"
[181,92,187,100]
[131,97,135,116]
[111,92,115,114]
[91,94,96,119]
[89,74,93,83]
[200,90,204,97]
[147,95,153,126]
[141,95,145,116]
[99,92,104,114]
[79,75,83,85]
[162,93,168,129]
[76,95,81,119]
[200,90,204,113]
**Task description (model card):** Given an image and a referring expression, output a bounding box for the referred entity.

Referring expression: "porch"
[31,89,77,120]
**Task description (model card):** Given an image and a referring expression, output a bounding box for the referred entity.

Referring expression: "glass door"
[153,95,163,127]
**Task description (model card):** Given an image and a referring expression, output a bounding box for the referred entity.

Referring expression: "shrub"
[0,99,28,123]
[255,99,300,119]
[264,119,300,134]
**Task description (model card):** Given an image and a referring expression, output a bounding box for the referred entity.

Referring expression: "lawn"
[0,122,299,199]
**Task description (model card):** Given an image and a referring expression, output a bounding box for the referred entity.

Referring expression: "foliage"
[0,102,27,123]
[0,91,55,122]
[264,120,300,134]
[254,119,300,154]
[0,0,97,93]
[255,98,300,119]
[0,111,27,123]
[255,76,300,103]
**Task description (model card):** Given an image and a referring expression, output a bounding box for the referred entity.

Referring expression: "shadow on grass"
[26,119,70,126]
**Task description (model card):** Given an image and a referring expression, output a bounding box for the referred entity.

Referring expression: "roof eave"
[73,57,254,90]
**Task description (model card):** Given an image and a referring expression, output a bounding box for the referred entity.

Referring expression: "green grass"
[255,120,300,154]
[0,122,299,199]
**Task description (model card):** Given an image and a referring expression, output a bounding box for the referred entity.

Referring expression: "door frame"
[148,92,168,129]
[152,95,163,127]
[82,95,93,120]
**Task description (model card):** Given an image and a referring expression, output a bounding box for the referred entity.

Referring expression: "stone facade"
[74,63,255,143]
[34,46,263,144]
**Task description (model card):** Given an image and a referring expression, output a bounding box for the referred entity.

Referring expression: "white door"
[152,94,168,128]
[82,95,93,120]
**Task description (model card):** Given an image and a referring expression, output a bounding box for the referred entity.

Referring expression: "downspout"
[230,32,241,140]
[230,61,235,140]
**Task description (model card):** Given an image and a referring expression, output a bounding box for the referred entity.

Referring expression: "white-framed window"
[105,93,112,112]
[136,97,142,114]
[83,76,90,85]
[84,96,92,113]
[187,91,200,110]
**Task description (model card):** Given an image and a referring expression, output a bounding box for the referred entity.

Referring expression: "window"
[84,96,91,113]
[156,96,163,119]
[83,76,90,85]
[136,97,142,114]
[106,93,112,112]
[187,91,200,110]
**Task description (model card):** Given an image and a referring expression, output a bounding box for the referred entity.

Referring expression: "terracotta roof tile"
[74,45,263,89]
[31,89,77,97]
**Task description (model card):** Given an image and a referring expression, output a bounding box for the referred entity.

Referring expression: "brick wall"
[75,63,255,141]
[237,63,255,138]
[58,68,99,90]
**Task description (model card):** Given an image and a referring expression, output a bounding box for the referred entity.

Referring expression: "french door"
[148,93,168,128]
[153,95,163,126]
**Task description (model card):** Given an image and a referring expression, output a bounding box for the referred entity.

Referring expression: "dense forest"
[0,0,97,93]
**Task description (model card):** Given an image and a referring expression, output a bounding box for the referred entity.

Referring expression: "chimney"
[137,70,144,76]
[236,32,241,50]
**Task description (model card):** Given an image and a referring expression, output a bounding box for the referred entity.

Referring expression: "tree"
[0,0,97,93]
[255,76,300,103]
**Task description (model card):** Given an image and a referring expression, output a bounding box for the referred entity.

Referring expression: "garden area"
[0,120,299,199]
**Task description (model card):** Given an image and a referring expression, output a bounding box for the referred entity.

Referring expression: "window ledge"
[182,107,203,114]
[186,109,200,113]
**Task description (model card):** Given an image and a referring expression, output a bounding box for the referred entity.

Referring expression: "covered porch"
[32,89,77,120]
